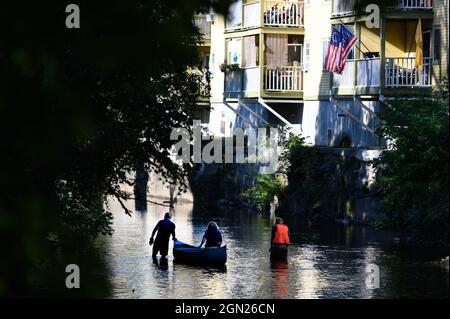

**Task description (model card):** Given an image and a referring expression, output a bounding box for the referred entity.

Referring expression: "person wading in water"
[149,212,177,260]
[198,221,223,248]
[270,217,290,260]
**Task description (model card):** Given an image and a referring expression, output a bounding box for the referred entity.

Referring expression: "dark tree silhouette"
[0,0,233,296]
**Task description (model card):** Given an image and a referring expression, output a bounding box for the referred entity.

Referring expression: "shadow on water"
[172,259,228,273]
[134,169,149,213]
[31,238,113,298]
[95,197,448,299]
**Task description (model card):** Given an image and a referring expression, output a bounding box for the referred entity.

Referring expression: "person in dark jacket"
[149,212,177,258]
[199,221,222,248]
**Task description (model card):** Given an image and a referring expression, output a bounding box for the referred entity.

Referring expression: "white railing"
[264,66,303,92]
[333,58,381,88]
[356,58,381,87]
[332,0,356,16]
[193,15,211,39]
[242,67,260,92]
[225,70,242,94]
[385,57,432,87]
[263,1,304,27]
[398,0,433,9]
[224,67,260,95]
[333,61,355,88]
[243,2,261,28]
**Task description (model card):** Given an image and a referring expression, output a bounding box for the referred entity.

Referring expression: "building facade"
[195,0,448,148]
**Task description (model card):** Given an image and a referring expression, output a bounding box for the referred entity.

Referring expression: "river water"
[96,198,449,299]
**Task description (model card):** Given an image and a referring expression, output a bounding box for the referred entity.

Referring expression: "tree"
[0,0,233,296]
[373,80,449,244]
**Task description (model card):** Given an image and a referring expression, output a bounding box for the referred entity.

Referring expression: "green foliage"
[372,80,449,243]
[280,135,329,202]
[242,175,285,212]
[0,0,233,296]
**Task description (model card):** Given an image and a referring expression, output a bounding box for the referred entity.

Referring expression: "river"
[96,198,449,299]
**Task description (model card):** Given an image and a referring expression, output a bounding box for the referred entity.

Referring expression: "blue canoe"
[173,240,227,266]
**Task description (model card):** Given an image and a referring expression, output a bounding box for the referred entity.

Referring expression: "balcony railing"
[228,0,304,30]
[332,0,432,16]
[224,67,261,96]
[243,2,261,28]
[193,15,211,40]
[331,58,380,89]
[263,1,304,27]
[398,0,433,9]
[356,58,381,87]
[385,57,432,87]
[332,0,356,16]
[333,61,355,88]
[332,57,431,91]
[264,66,303,92]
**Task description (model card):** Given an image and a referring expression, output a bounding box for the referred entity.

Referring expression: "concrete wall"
[209,14,226,105]
[359,23,381,56]
[302,99,382,148]
[303,0,332,100]
[209,99,285,137]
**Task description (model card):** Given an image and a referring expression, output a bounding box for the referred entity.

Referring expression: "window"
[288,35,303,66]
[242,35,259,67]
[322,39,330,70]
[226,38,242,65]
[303,41,310,70]
[433,27,441,63]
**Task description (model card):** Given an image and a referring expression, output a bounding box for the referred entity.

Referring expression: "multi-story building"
[193,13,214,125]
[197,0,448,148]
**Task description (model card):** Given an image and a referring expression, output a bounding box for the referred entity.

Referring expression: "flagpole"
[407,18,421,59]
[338,20,373,56]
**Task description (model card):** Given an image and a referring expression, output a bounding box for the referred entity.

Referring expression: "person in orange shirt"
[270,217,290,260]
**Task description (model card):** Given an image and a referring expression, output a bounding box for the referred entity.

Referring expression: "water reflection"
[270,260,289,299]
[96,198,449,299]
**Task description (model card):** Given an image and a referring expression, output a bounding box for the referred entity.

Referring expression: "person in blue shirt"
[149,212,177,258]
[199,221,222,248]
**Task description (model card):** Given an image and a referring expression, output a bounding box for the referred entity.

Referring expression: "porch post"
[259,0,265,97]
[259,32,265,98]
[380,15,386,95]
[354,20,358,94]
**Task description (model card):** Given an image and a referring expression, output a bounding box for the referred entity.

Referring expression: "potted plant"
[219,63,241,73]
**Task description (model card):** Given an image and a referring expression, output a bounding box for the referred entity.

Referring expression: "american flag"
[325,27,343,74]
[339,24,358,71]
[325,25,357,74]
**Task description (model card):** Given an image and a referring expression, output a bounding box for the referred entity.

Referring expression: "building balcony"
[193,14,212,42]
[332,57,432,95]
[263,66,303,92]
[227,0,304,31]
[263,1,304,27]
[224,65,303,98]
[398,0,433,10]
[224,67,261,98]
[332,0,432,17]
[384,57,432,88]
